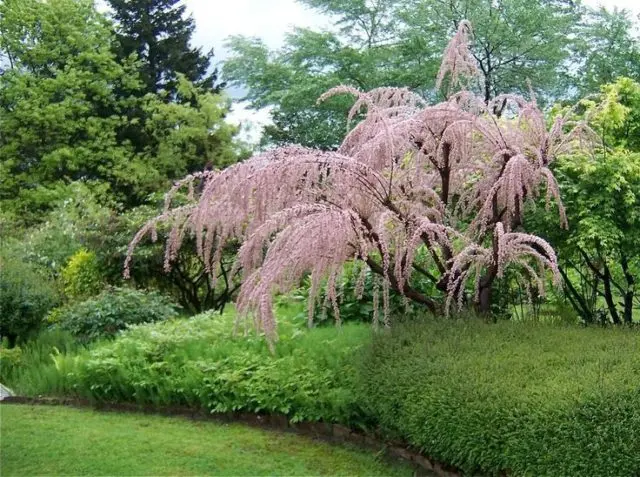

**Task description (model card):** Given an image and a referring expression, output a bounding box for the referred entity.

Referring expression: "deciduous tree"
[532,78,640,324]
[223,0,582,148]
[0,0,241,223]
[128,24,592,341]
[573,7,640,95]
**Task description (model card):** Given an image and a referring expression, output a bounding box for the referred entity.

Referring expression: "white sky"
[183,0,640,141]
[190,0,640,60]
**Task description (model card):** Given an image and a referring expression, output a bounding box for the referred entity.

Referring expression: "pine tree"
[108,0,221,96]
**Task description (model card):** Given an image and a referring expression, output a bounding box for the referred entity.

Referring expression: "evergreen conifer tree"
[108,0,221,96]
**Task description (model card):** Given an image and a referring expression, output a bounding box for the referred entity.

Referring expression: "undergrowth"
[6,309,640,476]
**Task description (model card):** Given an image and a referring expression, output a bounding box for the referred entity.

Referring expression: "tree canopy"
[108,0,221,96]
[223,0,592,148]
[0,0,240,224]
[531,78,640,324]
[574,7,640,95]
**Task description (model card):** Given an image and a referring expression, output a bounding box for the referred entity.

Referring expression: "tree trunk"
[621,254,635,324]
[477,282,492,314]
[602,262,621,324]
[559,265,593,323]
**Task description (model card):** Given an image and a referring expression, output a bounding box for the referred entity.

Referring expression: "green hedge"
[11,311,640,476]
[356,319,640,476]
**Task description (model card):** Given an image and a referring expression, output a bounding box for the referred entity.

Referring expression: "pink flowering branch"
[125,21,594,340]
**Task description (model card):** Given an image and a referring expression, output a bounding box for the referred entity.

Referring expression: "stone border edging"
[2,396,461,477]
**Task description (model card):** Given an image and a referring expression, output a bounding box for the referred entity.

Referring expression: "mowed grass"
[0,404,412,477]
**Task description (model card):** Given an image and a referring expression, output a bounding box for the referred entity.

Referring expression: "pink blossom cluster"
[125,22,594,340]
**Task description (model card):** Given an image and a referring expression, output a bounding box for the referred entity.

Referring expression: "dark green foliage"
[86,203,240,314]
[356,318,640,476]
[0,255,59,345]
[108,0,220,96]
[54,287,180,343]
[291,268,429,325]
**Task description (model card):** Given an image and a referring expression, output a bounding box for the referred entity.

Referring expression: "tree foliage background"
[0,0,639,344]
[224,0,640,148]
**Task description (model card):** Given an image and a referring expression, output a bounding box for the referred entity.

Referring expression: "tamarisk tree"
[126,23,592,341]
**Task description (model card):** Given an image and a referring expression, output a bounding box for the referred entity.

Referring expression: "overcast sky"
[182,0,640,140]
[190,0,640,61]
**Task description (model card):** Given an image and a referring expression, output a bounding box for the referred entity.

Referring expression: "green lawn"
[0,404,411,476]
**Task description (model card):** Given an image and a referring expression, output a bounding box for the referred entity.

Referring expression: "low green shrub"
[0,338,22,382]
[20,309,371,426]
[0,254,59,345]
[356,318,640,476]
[55,287,180,343]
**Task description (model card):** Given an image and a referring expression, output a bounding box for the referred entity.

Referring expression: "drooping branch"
[124,21,593,342]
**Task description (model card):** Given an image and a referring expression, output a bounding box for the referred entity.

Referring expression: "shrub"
[0,254,59,345]
[21,309,371,426]
[85,203,240,315]
[19,181,113,276]
[355,318,640,476]
[288,266,429,325]
[0,338,22,382]
[55,287,180,343]
[61,249,104,301]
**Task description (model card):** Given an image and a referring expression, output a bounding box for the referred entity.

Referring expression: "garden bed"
[4,311,639,476]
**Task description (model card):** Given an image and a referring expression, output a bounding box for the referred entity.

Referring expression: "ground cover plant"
[357,318,640,476]
[6,307,372,427]
[0,328,80,389]
[0,405,411,477]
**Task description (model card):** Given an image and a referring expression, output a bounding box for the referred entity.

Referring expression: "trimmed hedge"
[356,319,640,476]
[11,311,640,476]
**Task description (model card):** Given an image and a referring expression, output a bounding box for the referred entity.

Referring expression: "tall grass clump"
[356,318,640,476]
[1,328,81,395]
